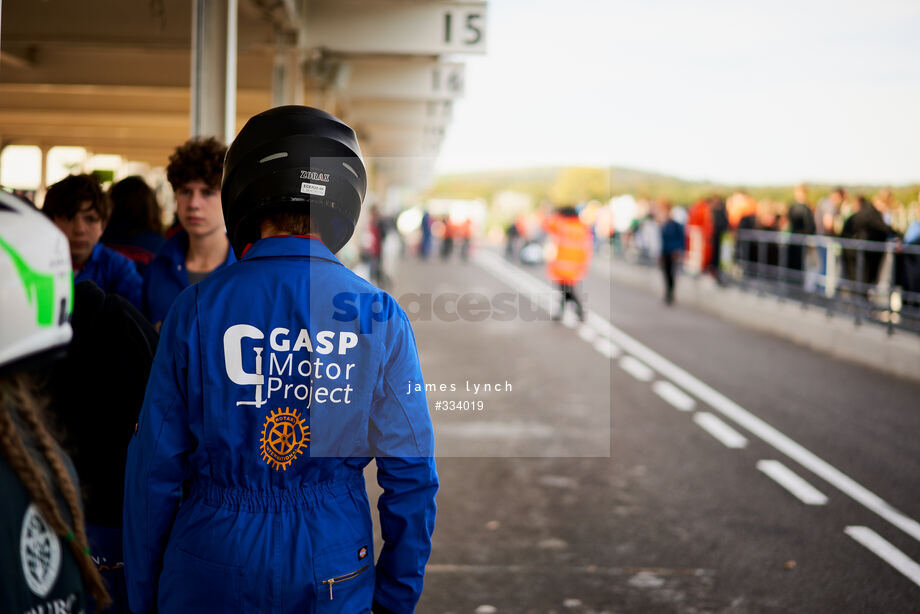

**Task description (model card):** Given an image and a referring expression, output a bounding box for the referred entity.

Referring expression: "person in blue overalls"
[142,137,236,329]
[124,106,438,614]
[44,174,143,310]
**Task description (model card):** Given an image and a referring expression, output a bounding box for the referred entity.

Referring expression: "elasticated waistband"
[190,474,365,512]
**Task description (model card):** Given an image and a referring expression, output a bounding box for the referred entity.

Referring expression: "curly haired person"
[142,137,236,329]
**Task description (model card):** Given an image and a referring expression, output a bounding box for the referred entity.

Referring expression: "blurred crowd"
[491,185,920,310]
[617,186,919,270]
[16,161,918,321]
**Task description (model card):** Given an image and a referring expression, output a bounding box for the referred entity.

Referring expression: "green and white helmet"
[0,191,73,370]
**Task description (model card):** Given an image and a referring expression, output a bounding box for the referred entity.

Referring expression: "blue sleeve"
[370,305,438,612]
[123,297,196,614]
[140,264,153,322]
[108,250,143,311]
[142,260,172,326]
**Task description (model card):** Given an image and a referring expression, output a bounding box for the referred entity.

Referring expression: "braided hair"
[0,374,111,608]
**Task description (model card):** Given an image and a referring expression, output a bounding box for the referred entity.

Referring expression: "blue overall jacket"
[124,236,438,614]
[141,230,236,326]
[75,243,143,310]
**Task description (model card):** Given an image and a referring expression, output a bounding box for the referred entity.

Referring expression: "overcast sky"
[436,0,920,185]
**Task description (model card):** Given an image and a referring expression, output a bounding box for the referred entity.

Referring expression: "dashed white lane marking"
[599,311,920,543]
[474,249,920,544]
[756,460,828,505]
[693,412,749,449]
[578,325,597,342]
[845,526,920,588]
[651,380,696,412]
[594,337,621,359]
[619,356,654,382]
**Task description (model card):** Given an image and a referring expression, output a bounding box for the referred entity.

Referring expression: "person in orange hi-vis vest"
[543,206,593,321]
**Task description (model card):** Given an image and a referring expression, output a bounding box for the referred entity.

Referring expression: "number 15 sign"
[305,1,488,55]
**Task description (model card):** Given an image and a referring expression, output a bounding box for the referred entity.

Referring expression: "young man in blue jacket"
[124,106,438,614]
[143,137,236,328]
[44,174,143,310]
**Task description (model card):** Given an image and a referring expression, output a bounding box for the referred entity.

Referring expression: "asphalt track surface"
[365,246,920,614]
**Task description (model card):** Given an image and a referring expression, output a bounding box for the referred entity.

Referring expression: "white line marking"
[619,356,654,382]
[471,253,541,298]
[756,460,828,505]
[604,318,920,542]
[578,325,597,342]
[594,337,621,359]
[473,250,920,543]
[652,380,696,412]
[845,526,920,588]
[693,412,748,449]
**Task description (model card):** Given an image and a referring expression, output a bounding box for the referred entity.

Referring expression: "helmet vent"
[259,152,289,164]
[342,161,359,179]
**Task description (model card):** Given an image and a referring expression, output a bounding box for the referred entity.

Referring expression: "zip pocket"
[322,564,369,600]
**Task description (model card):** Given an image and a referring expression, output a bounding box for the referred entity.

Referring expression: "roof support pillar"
[190,0,238,143]
[271,35,304,108]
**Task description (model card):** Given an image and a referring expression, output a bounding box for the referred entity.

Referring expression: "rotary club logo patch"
[260,406,309,471]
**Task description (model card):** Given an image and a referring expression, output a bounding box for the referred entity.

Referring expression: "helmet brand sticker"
[301,182,327,197]
[300,171,330,182]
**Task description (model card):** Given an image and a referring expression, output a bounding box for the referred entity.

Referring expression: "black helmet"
[221,105,367,256]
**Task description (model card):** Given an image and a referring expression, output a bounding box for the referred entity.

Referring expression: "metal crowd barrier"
[731,229,920,335]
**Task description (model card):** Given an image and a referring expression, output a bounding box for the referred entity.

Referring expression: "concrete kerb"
[609,260,920,383]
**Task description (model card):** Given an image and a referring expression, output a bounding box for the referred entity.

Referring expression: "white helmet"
[0,191,73,370]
